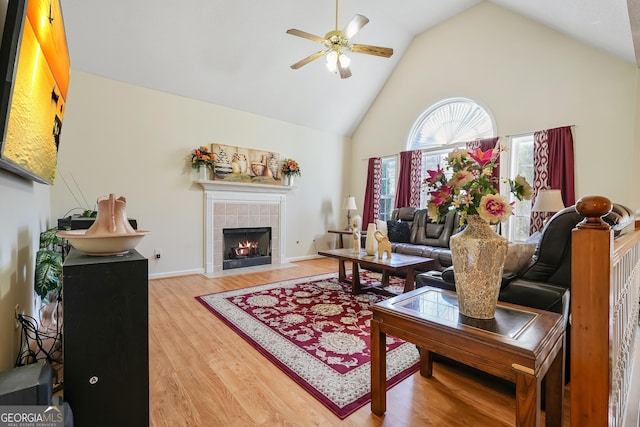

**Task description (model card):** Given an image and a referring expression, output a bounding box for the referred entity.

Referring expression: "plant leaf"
[35,250,62,300]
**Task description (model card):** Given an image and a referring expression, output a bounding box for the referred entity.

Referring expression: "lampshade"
[532,189,565,213]
[343,196,357,211]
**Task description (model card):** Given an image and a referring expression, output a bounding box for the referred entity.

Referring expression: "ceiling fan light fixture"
[338,52,350,67]
[326,50,339,72]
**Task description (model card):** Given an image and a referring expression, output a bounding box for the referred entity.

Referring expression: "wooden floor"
[148,258,571,426]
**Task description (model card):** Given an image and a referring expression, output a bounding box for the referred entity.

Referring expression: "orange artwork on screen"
[0,0,70,184]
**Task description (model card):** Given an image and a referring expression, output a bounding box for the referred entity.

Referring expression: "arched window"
[406,98,496,208]
[407,97,496,150]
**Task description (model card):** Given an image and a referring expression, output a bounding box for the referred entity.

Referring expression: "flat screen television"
[0,0,70,184]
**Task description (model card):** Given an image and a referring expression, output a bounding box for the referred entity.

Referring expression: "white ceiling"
[59,0,638,136]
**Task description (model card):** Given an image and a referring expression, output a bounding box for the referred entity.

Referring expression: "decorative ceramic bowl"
[57,230,150,256]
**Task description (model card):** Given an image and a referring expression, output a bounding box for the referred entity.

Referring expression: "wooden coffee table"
[317,248,434,296]
[371,286,565,427]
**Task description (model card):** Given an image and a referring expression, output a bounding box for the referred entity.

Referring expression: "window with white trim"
[504,134,534,242]
[379,157,396,221]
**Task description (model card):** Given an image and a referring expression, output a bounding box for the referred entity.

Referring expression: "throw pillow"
[386,221,410,243]
[503,243,537,275]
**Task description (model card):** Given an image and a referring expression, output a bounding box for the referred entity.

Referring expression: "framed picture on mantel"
[210,143,282,185]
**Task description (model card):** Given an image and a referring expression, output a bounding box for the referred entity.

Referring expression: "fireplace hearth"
[223,227,272,270]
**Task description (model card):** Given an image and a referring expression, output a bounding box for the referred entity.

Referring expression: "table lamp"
[532,189,565,224]
[343,196,357,230]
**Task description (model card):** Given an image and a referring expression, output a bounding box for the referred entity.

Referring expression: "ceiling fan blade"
[349,44,394,58]
[286,29,326,44]
[337,61,352,79]
[343,14,369,39]
[290,50,327,69]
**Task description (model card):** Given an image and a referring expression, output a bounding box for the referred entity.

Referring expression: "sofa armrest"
[501,279,570,325]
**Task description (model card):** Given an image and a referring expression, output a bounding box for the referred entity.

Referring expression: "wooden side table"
[371,286,565,427]
[327,229,366,249]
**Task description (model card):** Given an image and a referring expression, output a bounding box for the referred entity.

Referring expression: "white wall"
[351,2,638,213]
[50,71,351,278]
[0,0,53,372]
[0,173,50,371]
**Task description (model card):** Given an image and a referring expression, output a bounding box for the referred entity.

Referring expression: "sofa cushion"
[412,210,458,248]
[393,243,426,257]
[394,207,417,221]
[431,248,453,268]
[503,243,536,274]
[387,220,411,243]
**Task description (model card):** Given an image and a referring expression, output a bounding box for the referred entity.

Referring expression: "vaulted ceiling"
[61,0,639,136]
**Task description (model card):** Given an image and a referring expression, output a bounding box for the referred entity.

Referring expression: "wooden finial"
[575,196,612,229]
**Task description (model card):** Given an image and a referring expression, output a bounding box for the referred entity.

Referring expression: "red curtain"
[530,126,575,234]
[466,137,500,189]
[548,127,575,207]
[394,150,422,208]
[362,157,381,226]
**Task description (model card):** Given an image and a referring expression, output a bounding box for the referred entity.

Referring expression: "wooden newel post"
[571,195,613,427]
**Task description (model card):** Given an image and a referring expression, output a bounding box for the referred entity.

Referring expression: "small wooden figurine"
[374,230,392,259]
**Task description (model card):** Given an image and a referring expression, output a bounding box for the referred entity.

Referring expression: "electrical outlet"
[154,249,161,259]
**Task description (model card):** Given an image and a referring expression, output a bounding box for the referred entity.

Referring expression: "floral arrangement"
[281,158,301,177]
[423,147,533,224]
[191,146,215,169]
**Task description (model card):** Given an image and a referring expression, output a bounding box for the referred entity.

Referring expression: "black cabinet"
[63,248,148,426]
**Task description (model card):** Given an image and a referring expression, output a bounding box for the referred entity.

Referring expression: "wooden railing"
[571,196,640,426]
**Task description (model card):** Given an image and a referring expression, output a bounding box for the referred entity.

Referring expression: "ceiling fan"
[286,0,393,79]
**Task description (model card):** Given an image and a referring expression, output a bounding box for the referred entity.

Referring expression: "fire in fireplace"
[233,240,259,257]
[223,227,272,270]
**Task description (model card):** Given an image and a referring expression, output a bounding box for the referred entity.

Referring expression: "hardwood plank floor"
[148,258,571,426]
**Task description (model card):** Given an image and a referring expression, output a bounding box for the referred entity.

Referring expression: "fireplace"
[223,227,272,270]
[198,180,292,277]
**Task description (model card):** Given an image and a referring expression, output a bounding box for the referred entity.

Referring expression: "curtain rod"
[360,153,397,161]
[505,124,575,139]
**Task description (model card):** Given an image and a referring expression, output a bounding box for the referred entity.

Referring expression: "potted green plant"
[34,227,68,303]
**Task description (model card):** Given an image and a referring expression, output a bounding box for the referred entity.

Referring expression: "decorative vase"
[268,153,279,179]
[283,174,295,186]
[449,215,508,319]
[198,165,211,181]
[365,223,378,256]
[86,193,137,235]
[214,147,232,179]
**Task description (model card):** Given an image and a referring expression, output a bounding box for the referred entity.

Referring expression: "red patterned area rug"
[196,271,420,419]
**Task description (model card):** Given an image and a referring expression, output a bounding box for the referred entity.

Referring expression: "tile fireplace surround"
[198,180,293,277]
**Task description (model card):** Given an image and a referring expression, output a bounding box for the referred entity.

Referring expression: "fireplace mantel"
[197,180,294,194]
[198,179,291,277]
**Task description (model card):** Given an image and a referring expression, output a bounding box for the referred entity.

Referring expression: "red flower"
[468,148,496,167]
[429,186,453,206]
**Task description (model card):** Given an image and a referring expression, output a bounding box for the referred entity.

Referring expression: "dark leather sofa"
[385,206,460,271]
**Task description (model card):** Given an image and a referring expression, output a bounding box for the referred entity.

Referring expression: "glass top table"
[392,288,538,339]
